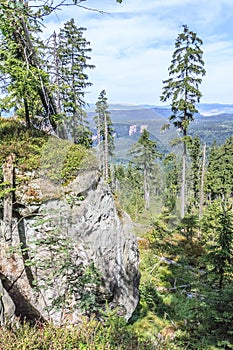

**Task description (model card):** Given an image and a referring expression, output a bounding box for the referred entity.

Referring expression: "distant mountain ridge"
[87,102,233,163]
[197,103,233,116]
[87,102,233,117]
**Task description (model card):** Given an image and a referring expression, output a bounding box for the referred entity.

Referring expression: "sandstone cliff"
[0,166,140,325]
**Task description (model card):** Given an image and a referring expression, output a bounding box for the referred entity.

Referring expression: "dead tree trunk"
[103,112,109,181]
[20,19,57,129]
[2,154,15,243]
[199,143,206,219]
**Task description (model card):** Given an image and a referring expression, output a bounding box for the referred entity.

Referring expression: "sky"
[43,0,233,106]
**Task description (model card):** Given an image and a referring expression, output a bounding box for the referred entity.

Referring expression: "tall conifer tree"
[0,1,56,129]
[161,24,206,217]
[57,19,94,146]
[94,90,114,181]
[129,129,161,210]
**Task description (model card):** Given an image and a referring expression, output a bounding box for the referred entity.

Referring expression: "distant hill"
[198,103,233,116]
[88,103,233,163]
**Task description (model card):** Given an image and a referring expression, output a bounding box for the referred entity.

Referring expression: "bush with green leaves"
[0,316,155,350]
[0,118,48,175]
[0,119,96,187]
[39,137,94,184]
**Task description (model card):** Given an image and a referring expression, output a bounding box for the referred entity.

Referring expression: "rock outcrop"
[0,167,140,324]
[0,277,15,325]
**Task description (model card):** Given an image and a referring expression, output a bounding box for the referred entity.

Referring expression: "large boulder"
[0,168,140,324]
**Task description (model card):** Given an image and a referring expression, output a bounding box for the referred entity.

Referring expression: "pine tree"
[161,25,206,217]
[0,1,121,130]
[0,1,57,129]
[94,90,114,181]
[162,152,180,211]
[199,142,206,219]
[205,202,233,290]
[206,137,233,201]
[44,31,67,138]
[56,19,94,146]
[187,136,202,207]
[129,129,161,210]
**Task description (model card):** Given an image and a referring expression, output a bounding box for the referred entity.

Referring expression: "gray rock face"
[0,169,140,324]
[0,278,15,325]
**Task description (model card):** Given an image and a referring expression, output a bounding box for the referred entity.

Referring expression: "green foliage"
[94,90,115,182]
[0,317,154,350]
[129,129,162,210]
[0,118,48,175]
[55,18,94,145]
[205,137,233,200]
[0,1,55,127]
[0,182,15,200]
[178,213,199,241]
[187,135,202,205]
[95,89,115,155]
[160,25,206,135]
[129,129,161,169]
[161,24,206,217]
[162,152,180,211]
[114,163,144,219]
[202,286,233,344]
[131,198,233,349]
[40,137,92,184]
[204,202,233,289]
[0,120,94,189]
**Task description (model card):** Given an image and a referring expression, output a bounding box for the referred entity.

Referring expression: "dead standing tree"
[2,153,15,243]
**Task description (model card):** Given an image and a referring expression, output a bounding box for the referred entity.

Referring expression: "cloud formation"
[44,0,233,105]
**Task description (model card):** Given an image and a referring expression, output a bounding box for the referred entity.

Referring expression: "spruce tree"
[162,152,180,211]
[205,203,233,290]
[94,90,114,181]
[206,137,233,201]
[0,1,122,130]
[161,25,206,217]
[0,1,56,129]
[57,19,94,146]
[129,129,161,210]
[0,0,56,130]
[187,136,202,207]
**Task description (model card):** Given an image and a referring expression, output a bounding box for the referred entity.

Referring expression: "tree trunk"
[181,141,186,218]
[24,98,31,129]
[52,31,67,139]
[2,153,15,243]
[96,114,102,169]
[11,15,57,130]
[199,143,206,219]
[21,19,57,122]
[144,167,150,210]
[104,112,109,181]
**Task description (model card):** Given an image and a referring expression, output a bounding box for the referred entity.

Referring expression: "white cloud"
[42,0,233,105]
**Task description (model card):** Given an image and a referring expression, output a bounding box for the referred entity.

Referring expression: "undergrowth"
[132,209,233,350]
[0,118,95,184]
[0,316,155,350]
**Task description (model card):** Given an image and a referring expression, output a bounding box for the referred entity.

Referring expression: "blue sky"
[43,0,233,105]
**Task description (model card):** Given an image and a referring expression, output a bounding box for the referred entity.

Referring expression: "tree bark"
[144,166,150,210]
[10,13,57,130]
[2,153,15,243]
[52,31,67,139]
[104,112,109,181]
[24,98,31,129]
[199,143,206,219]
[181,141,186,218]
